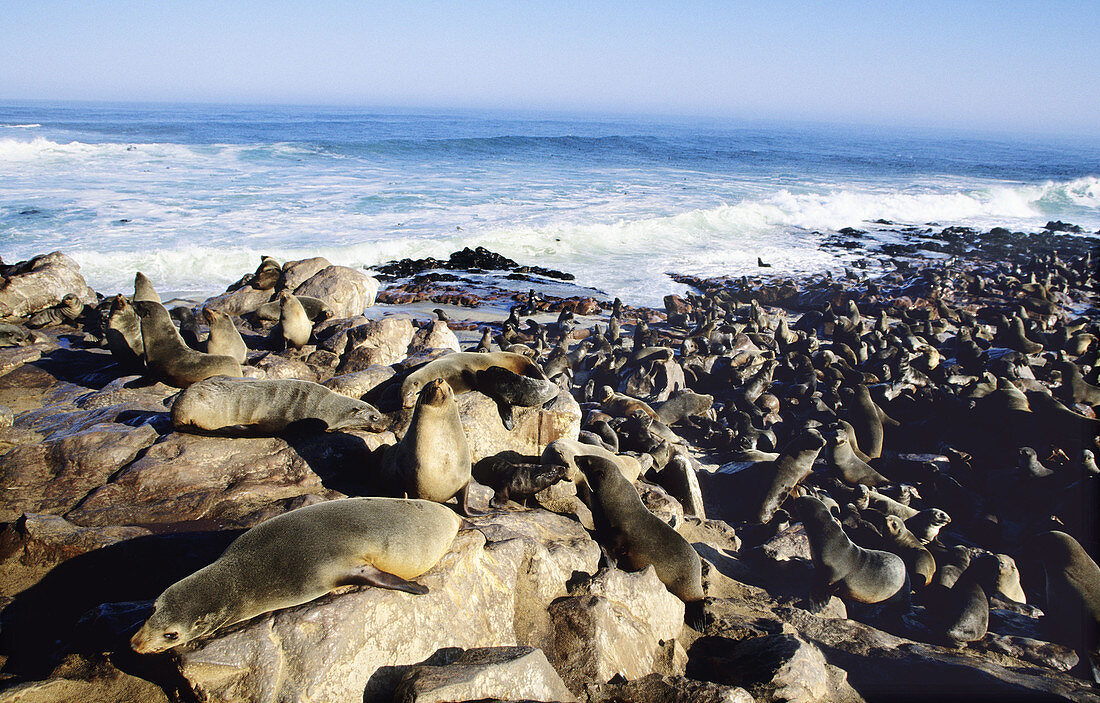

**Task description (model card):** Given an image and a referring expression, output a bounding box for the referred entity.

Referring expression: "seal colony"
[0,227,1097,699]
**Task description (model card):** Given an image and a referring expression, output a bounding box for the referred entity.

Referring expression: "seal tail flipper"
[337,564,428,595]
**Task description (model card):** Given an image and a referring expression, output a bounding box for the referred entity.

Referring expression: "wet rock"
[457,388,581,463]
[294,265,380,318]
[0,252,95,320]
[0,514,152,600]
[394,646,576,703]
[547,566,686,695]
[0,423,159,522]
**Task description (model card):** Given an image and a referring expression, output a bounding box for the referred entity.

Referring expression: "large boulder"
[547,566,687,695]
[409,321,461,355]
[172,510,599,703]
[0,423,159,522]
[457,389,581,463]
[394,646,576,703]
[0,253,95,319]
[64,432,350,527]
[294,265,380,319]
[281,257,333,291]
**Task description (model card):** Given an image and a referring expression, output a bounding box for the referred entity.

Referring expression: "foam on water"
[1,105,1097,307]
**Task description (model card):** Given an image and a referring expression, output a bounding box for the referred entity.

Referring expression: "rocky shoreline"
[0,224,1097,703]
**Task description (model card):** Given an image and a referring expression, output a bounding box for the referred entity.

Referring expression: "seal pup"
[383,378,477,515]
[400,351,546,408]
[133,271,161,303]
[278,291,312,350]
[472,457,567,508]
[133,300,242,387]
[473,365,560,430]
[171,377,388,435]
[130,497,461,653]
[792,495,908,610]
[575,453,704,603]
[203,308,247,364]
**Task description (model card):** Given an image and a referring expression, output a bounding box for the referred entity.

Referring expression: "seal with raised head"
[793,494,909,609]
[106,294,144,368]
[882,515,936,588]
[751,428,826,524]
[171,376,388,435]
[203,308,247,364]
[133,271,161,304]
[472,457,568,508]
[134,300,242,387]
[575,453,704,603]
[383,378,477,515]
[130,497,461,653]
[278,291,312,350]
[1029,530,1100,657]
[400,351,546,408]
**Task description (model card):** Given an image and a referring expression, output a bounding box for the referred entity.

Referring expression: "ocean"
[1,102,1098,307]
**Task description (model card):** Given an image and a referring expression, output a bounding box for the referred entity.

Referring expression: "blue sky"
[2,1,1098,135]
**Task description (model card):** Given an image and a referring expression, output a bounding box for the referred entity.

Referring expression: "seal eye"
[163,631,179,641]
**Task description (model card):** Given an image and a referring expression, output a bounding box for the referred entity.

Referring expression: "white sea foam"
[0,123,40,129]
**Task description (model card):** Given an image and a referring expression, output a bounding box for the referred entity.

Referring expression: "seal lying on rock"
[130,497,461,653]
[473,364,560,429]
[171,377,388,435]
[472,457,567,508]
[400,351,547,408]
[575,453,704,603]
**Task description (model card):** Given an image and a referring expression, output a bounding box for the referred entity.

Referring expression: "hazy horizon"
[3,1,1098,138]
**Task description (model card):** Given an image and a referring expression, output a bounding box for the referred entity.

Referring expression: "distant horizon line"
[2,96,1099,143]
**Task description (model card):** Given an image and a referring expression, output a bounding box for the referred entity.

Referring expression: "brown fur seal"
[598,385,660,420]
[928,561,989,646]
[383,378,476,515]
[752,428,826,524]
[793,495,909,609]
[400,351,545,408]
[171,377,387,435]
[133,271,161,304]
[541,438,643,485]
[474,364,560,429]
[278,291,312,350]
[904,508,951,544]
[843,384,889,459]
[865,488,919,520]
[134,300,242,387]
[825,429,890,486]
[203,308,247,363]
[883,515,937,588]
[654,389,714,425]
[130,497,461,653]
[970,552,1026,604]
[575,453,704,603]
[1029,531,1100,657]
[106,294,144,368]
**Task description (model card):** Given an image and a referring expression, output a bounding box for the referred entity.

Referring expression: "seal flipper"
[337,564,428,595]
[496,401,516,431]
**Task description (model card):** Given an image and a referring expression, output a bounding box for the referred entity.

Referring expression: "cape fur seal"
[383,378,476,515]
[279,292,312,350]
[133,271,161,303]
[575,453,704,603]
[751,428,826,524]
[203,308,247,363]
[400,351,546,408]
[793,495,908,609]
[171,377,388,435]
[134,300,242,387]
[253,295,331,322]
[1029,530,1100,656]
[130,497,461,653]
